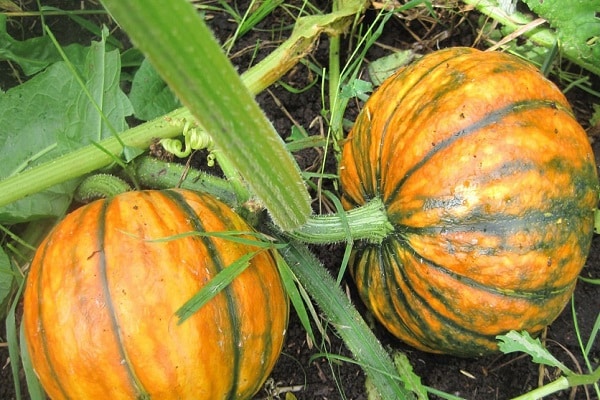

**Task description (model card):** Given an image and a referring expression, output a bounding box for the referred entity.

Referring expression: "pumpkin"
[23,189,289,399]
[339,47,598,357]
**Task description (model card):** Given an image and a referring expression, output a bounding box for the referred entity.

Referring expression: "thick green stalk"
[0,108,186,208]
[275,236,415,399]
[129,156,238,208]
[290,197,394,243]
[130,157,394,243]
[100,0,311,231]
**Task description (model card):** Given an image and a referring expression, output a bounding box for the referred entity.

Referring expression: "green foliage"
[0,28,132,223]
[497,330,600,399]
[462,0,600,76]
[392,352,428,400]
[497,330,570,373]
[0,14,86,76]
[129,58,181,121]
[522,0,600,68]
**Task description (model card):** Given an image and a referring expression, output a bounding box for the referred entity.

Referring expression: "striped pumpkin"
[23,189,289,399]
[339,47,598,356]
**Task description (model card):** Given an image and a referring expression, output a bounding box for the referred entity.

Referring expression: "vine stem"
[290,197,394,244]
[274,235,415,399]
[129,156,394,243]
[102,0,312,231]
[0,0,368,213]
[510,366,600,400]
[0,108,186,209]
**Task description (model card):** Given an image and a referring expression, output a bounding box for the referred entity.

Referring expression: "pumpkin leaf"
[496,330,571,373]
[129,58,181,121]
[0,14,87,76]
[0,28,132,224]
[392,352,429,400]
[522,0,600,68]
[176,250,260,323]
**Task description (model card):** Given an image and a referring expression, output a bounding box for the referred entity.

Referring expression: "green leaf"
[0,32,133,223]
[522,0,600,69]
[496,330,571,373]
[367,49,416,86]
[129,58,181,121]
[591,104,600,127]
[0,14,88,76]
[340,79,373,102]
[393,352,429,400]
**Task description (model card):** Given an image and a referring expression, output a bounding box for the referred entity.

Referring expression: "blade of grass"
[20,323,46,400]
[176,250,260,323]
[274,251,316,344]
[99,0,311,231]
[571,294,600,392]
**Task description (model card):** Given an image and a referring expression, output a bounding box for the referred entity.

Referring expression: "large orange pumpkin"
[339,47,598,356]
[23,189,289,399]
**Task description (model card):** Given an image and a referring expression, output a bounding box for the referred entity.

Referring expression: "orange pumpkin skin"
[339,47,598,356]
[23,189,289,399]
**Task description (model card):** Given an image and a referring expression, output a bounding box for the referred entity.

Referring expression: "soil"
[1,1,599,400]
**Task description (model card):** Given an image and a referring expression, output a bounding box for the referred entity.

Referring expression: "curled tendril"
[159,119,216,159]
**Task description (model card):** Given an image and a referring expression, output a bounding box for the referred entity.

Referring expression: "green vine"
[74,174,132,202]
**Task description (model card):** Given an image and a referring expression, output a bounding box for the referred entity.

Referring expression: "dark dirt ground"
[1,1,599,399]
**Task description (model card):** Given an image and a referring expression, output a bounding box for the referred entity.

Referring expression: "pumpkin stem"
[290,197,393,244]
[74,173,132,203]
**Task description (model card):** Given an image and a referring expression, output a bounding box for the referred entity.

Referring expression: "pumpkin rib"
[354,245,454,353]
[162,189,243,398]
[383,99,570,208]
[241,249,284,383]
[383,239,558,354]
[381,241,496,354]
[401,204,587,257]
[398,238,573,301]
[343,48,471,205]
[97,198,151,399]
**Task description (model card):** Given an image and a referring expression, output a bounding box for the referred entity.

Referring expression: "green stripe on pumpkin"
[97,198,151,400]
[384,99,571,207]
[162,189,242,399]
